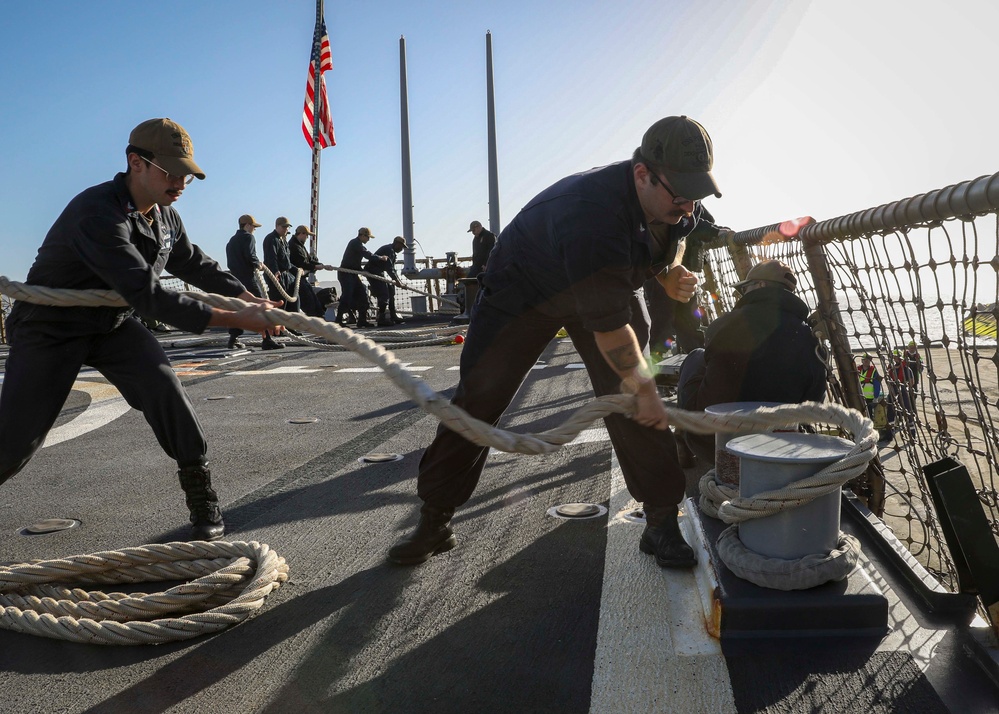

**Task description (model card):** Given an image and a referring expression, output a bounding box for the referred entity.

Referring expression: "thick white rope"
[0,277,874,465]
[329,265,462,310]
[678,403,876,591]
[698,469,736,519]
[286,329,461,351]
[256,265,303,304]
[0,541,288,645]
[0,278,879,598]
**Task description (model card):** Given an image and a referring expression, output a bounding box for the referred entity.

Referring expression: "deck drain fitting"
[620,509,647,524]
[20,518,81,535]
[287,417,319,424]
[547,503,608,520]
[358,453,404,464]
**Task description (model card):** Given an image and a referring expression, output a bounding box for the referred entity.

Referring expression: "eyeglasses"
[142,157,195,186]
[647,170,691,206]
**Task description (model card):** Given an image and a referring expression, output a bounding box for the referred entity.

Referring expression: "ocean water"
[832,291,997,352]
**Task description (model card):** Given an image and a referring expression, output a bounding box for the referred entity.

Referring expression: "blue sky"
[2,0,998,281]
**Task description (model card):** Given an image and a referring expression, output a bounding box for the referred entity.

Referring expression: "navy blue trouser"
[416,293,686,510]
[369,279,390,312]
[339,273,369,321]
[0,317,208,484]
[267,270,301,314]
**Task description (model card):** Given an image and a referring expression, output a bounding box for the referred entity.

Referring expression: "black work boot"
[387,504,457,565]
[261,332,285,350]
[639,505,695,568]
[177,464,225,541]
[376,306,393,327]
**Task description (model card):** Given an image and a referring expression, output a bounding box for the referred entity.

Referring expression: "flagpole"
[309,0,325,261]
[399,35,416,276]
[486,31,500,234]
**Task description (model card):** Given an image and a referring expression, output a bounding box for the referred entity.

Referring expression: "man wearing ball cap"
[675,259,827,464]
[389,116,729,569]
[0,118,283,542]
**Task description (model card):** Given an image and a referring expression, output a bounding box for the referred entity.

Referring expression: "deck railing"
[699,173,999,591]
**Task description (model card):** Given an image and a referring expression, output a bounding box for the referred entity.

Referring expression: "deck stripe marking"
[42,381,132,448]
[589,448,737,713]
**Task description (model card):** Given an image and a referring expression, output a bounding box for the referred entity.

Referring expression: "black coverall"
[365,243,402,319]
[338,237,376,321]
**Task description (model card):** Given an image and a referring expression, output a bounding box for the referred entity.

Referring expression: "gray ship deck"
[0,324,996,713]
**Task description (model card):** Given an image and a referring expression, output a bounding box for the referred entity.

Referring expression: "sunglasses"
[647,171,691,206]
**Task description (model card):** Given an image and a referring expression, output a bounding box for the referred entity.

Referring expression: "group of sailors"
[857,344,923,441]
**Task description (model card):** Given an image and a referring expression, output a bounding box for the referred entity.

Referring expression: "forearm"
[593,326,655,394]
[594,325,669,429]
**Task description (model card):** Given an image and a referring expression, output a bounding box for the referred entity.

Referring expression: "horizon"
[2,0,998,282]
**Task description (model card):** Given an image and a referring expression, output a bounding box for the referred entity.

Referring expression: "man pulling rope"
[0,118,285,543]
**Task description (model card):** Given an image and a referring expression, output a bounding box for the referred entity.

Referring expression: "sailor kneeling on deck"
[389,116,727,569]
[675,259,828,464]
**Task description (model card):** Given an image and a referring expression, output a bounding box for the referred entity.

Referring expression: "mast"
[486,31,500,234]
[309,0,325,259]
[399,35,416,274]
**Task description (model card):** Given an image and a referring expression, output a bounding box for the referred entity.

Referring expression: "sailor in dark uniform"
[389,116,726,570]
[0,118,282,541]
[365,236,407,326]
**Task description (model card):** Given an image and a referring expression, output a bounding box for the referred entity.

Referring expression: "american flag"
[302,20,335,149]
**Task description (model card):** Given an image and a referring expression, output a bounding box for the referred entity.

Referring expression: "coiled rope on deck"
[0,541,288,645]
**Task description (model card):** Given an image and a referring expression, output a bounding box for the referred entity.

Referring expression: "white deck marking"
[42,381,132,448]
[336,363,433,373]
[589,448,737,713]
[228,365,324,375]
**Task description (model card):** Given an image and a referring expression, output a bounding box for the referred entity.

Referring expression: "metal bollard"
[727,432,853,560]
[705,402,784,485]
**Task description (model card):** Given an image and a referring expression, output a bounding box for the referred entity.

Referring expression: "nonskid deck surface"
[0,326,995,713]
